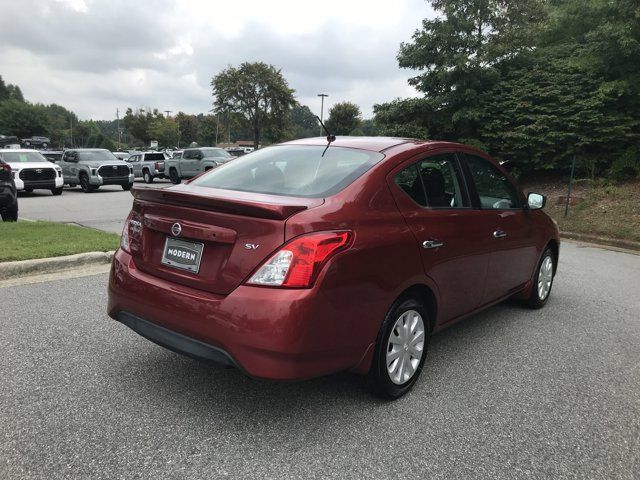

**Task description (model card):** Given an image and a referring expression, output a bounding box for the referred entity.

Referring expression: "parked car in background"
[165,147,233,184]
[21,136,51,149]
[0,158,18,221]
[109,137,559,399]
[112,152,131,161]
[41,150,64,163]
[0,135,21,149]
[0,149,64,195]
[125,151,167,183]
[59,148,134,192]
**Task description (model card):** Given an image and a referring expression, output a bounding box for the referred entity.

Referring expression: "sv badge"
[244,243,260,250]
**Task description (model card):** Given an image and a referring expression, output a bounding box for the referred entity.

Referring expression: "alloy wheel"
[537,255,553,300]
[386,309,425,385]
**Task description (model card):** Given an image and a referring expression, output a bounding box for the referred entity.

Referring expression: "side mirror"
[527,192,546,210]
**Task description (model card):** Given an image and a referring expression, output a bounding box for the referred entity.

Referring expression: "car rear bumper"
[116,311,240,369]
[0,185,17,210]
[107,249,366,380]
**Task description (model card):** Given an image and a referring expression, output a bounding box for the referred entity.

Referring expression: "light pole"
[318,93,328,135]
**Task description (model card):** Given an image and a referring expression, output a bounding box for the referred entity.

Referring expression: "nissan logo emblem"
[171,223,182,236]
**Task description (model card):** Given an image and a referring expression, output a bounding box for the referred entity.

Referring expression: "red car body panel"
[108,137,559,380]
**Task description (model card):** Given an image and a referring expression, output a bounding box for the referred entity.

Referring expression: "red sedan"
[108,137,559,398]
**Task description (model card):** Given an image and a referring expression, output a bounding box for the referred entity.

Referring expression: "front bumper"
[15,176,63,191]
[90,173,134,186]
[107,249,365,380]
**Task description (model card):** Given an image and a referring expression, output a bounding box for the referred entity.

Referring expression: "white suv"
[0,149,64,195]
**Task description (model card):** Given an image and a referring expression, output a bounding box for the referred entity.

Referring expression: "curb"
[0,251,115,281]
[560,232,640,252]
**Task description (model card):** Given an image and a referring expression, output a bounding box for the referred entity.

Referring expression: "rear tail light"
[120,214,131,253]
[247,231,353,288]
[155,161,162,170]
[0,163,10,172]
[120,211,142,253]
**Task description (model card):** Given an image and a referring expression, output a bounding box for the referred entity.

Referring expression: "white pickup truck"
[164,147,233,184]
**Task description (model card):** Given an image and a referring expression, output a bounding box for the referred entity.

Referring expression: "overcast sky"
[0,0,435,120]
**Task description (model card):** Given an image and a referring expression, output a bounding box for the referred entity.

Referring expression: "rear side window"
[394,153,469,208]
[191,145,384,198]
[145,153,165,161]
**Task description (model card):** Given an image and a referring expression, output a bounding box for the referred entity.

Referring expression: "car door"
[60,151,76,182]
[388,151,493,324]
[130,155,142,177]
[461,153,539,303]
[180,149,194,177]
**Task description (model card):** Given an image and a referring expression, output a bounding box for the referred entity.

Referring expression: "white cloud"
[0,0,435,119]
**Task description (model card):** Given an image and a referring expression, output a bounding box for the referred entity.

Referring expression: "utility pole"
[69,116,73,148]
[116,108,121,150]
[317,93,328,136]
[215,114,219,146]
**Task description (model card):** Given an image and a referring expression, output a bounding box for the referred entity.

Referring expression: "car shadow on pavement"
[107,300,533,424]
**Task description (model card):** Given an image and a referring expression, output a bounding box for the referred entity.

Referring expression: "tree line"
[1,0,637,179]
[374,0,640,178]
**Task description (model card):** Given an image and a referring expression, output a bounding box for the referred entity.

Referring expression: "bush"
[609,148,640,181]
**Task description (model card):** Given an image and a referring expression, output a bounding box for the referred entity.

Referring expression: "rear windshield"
[191,145,384,198]
[77,150,118,162]
[144,153,165,160]
[0,151,48,163]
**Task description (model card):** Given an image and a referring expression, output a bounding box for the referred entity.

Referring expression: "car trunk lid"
[127,185,323,295]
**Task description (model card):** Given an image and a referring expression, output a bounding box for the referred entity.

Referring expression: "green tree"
[211,62,296,148]
[175,112,199,146]
[325,101,362,135]
[148,117,181,148]
[382,0,547,141]
[285,103,318,139]
[0,99,48,138]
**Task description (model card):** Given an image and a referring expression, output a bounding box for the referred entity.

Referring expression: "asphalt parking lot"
[16,180,171,233]
[1,242,638,479]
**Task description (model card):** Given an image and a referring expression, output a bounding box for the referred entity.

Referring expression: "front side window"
[394,153,468,208]
[191,145,384,198]
[465,154,521,209]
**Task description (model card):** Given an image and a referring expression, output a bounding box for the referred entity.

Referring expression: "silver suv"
[59,149,134,192]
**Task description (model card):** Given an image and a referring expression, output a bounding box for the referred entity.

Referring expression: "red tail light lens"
[1,162,11,172]
[247,231,353,288]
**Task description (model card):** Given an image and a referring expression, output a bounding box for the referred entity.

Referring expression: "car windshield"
[77,150,119,162]
[0,151,48,163]
[201,148,231,159]
[191,145,384,198]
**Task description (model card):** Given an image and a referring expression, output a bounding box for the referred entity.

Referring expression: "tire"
[369,297,430,399]
[2,204,18,222]
[143,170,153,184]
[523,247,555,309]
[122,183,132,191]
[79,174,94,193]
[169,168,181,184]
[51,187,63,196]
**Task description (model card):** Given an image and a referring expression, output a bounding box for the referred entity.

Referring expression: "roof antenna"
[316,116,335,157]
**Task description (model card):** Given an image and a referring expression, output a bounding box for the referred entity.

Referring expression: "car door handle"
[422,239,444,249]
[493,229,507,239]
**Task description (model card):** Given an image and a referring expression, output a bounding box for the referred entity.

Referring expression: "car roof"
[66,148,110,152]
[281,136,438,153]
